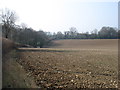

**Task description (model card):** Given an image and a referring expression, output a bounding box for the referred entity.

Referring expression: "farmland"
[16,39,118,88]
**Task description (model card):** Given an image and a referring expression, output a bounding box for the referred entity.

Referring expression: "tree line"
[51,26,119,40]
[0,8,119,48]
[0,9,51,48]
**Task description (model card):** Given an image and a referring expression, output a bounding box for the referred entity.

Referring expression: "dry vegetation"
[2,38,37,88]
[2,50,37,88]
[17,39,118,89]
[2,38,16,55]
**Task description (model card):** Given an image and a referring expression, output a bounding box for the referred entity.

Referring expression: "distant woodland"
[1,9,119,48]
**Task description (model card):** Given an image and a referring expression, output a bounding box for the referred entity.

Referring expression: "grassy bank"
[2,50,37,88]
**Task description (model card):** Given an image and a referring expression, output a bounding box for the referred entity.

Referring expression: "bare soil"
[17,39,118,89]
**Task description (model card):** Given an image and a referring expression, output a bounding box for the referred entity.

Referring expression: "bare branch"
[1,8,18,38]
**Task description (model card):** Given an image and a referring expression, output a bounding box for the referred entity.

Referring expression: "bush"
[2,37,16,55]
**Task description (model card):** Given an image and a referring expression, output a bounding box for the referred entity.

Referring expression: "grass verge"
[2,50,37,88]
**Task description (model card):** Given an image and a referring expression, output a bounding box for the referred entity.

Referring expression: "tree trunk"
[5,34,8,38]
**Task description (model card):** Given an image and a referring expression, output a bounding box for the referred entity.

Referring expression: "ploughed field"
[18,39,118,88]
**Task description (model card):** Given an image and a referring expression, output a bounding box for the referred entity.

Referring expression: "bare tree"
[69,27,78,38]
[0,8,18,38]
[20,23,28,30]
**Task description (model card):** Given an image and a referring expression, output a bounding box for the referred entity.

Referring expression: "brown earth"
[50,39,118,49]
[17,39,118,89]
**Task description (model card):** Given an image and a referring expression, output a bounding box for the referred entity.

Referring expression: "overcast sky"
[0,0,118,33]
